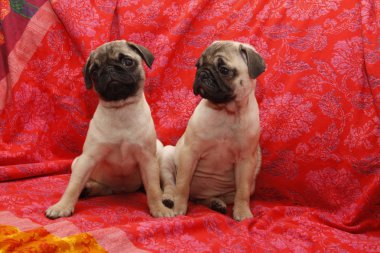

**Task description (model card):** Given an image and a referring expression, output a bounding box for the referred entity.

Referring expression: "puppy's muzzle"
[193,68,235,104]
[102,65,136,84]
[94,65,139,101]
[194,69,216,95]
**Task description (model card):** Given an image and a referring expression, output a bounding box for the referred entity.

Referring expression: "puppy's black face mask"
[83,41,154,102]
[193,58,236,104]
[90,56,141,102]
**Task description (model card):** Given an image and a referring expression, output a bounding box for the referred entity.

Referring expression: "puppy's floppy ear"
[195,57,201,68]
[239,44,266,79]
[127,42,154,69]
[83,53,93,89]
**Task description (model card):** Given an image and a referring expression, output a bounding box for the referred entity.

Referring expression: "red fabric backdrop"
[0,0,379,252]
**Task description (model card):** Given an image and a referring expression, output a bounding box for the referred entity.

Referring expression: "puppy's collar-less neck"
[99,96,140,109]
[207,102,236,115]
[206,92,254,115]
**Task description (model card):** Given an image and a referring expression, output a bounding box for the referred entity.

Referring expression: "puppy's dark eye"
[219,66,229,75]
[121,57,134,67]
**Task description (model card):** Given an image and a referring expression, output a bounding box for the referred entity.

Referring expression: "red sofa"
[1,0,379,252]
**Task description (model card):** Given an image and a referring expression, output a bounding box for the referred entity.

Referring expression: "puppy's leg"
[233,147,261,221]
[196,197,227,214]
[158,145,176,208]
[80,180,113,198]
[137,150,174,218]
[173,145,199,216]
[45,155,99,219]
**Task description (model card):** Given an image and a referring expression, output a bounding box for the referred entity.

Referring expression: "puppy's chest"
[192,140,237,197]
[201,121,256,152]
[91,114,152,144]
[198,137,239,171]
[195,118,258,173]
[89,117,153,166]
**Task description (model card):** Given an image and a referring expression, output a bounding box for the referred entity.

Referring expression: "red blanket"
[1,0,379,252]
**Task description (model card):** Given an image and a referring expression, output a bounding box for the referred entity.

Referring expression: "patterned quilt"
[0,0,379,252]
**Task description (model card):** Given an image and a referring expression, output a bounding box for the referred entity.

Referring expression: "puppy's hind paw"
[45,203,74,220]
[210,198,227,214]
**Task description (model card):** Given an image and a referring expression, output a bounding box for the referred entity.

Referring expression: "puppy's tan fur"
[159,41,265,221]
[46,40,173,219]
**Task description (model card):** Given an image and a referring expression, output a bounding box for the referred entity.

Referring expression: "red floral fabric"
[1,0,380,252]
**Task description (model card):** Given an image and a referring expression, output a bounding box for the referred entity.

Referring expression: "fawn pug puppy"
[159,40,266,221]
[46,40,173,219]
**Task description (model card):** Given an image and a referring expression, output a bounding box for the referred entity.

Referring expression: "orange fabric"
[0,225,106,252]
[0,0,10,21]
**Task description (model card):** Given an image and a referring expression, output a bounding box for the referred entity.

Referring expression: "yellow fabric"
[0,225,106,252]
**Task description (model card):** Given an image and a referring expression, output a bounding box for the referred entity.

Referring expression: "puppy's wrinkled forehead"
[198,41,239,65]
[91,41,139,65]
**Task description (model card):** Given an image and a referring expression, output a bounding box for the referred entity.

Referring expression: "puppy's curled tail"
[158,144,176,209]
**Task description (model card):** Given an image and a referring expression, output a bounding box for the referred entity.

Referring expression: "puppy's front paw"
[45,203,74,219]
[173,197,188,216]
[233,204,253,221]
[149,202,175,218]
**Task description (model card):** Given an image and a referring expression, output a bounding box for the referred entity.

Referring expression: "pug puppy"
[159,40,265,221]
[46,40,174,219]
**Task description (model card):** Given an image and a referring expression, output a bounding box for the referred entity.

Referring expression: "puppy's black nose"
[199,71,209,81]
